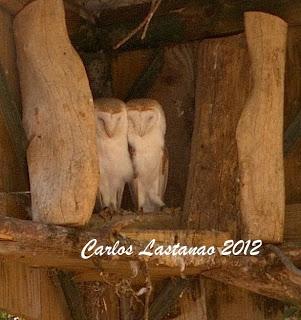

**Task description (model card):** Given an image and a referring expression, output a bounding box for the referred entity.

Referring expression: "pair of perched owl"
[94,98,168,212]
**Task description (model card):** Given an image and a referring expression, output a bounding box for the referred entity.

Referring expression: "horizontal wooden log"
[1,203,300,243]
[0,215,300,304]
[0,0,150,15]
[72,0,301,51]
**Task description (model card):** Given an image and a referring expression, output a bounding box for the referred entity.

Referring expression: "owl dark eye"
[98,117,105,125]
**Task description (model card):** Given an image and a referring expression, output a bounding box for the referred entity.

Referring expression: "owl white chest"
[129,130,164,180]
[97,135,133,182]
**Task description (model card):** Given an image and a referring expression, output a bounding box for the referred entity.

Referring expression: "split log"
[236,12,287,242]
[184,12,287,243]
[0,261,71,320]
[0,6,72,320]
[0,8,27,192]
[284,26,301,204]
[184,33,250,237]
[199,280,284,320]
[14,0,99,225]
[0,215,299,303]
[183,12,288,320]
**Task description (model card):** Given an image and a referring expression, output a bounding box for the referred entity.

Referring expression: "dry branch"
[113,0,161,49]
[0,215,299,304]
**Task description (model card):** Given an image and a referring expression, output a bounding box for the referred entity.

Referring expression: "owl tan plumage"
[95,98,133,210]
[127,99,168,212]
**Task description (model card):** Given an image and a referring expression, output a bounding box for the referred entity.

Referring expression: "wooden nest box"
[0,0,300,319]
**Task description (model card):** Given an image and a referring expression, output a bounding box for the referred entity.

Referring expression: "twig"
[141,0,162,40]
[143,263,153,320]
[113,0,162,49]
[266,244,301,277]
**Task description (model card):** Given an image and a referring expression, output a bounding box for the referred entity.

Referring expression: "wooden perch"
[236,12,287,242]
[14,0,99,226]
[0,215,299,304]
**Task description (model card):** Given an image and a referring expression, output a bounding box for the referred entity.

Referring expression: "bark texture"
[236,12,287,242]
[184,33,250,237]
[14,0,99,225]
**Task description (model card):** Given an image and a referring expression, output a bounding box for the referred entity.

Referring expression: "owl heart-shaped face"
[94,98,127,138]
[127,108,158,137]
[97,111,124,138]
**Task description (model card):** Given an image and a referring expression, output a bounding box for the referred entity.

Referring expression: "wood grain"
[14,0,99,225]
[184,33,251,237]
[236,12,287,242]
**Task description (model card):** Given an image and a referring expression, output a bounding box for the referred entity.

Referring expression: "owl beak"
[138,114,146,137]
[138,125,146,137]
[104,122,115,138]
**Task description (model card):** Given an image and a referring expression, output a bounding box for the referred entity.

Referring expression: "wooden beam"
[236,12,287,242]
[71,0,301,51]
[14,0,99,225]
[0,0,151,15]
[182,12,288,320]
[0,215,299,304]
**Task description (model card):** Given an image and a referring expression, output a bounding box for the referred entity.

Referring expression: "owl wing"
[159,146,169,199]
[128,145,139,210]
[116,185,125,210]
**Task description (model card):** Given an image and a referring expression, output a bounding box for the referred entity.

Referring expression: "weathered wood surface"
[79,282,120,320]
[112,49,154,100]
[70,0,301,51]
[184,33,250,237]
[183,12,287,320]
[0,8,27,192]
[0,261,71,320]
[0,7,72,319]
[0,193,29,219]
[0,214,229,251]
[14,0,99,225]
[284,26,301,204]
[174,279,207,320]
[200,280,284,320]
[236,12,287,242]
[0,0,150,14]
[0,215,299,304]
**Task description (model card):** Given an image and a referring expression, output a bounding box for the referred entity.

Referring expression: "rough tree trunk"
[236,12,287,242]
[14,0,99,225]
[183,12,287,320]
[0,6,72,320]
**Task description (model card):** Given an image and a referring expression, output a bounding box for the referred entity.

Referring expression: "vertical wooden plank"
[112,49,154,100]
[0,260,71,320]
[0,6,72,320]
[184,34,250,237]
[202,280,283,320]
[0,8,26,192]
[284,26,301,204]
[237,12,287,242]
[183,14,286,320]
[14,0,99,225]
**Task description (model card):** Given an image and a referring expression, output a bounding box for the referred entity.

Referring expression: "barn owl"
[95,98,133,210]
[126,99,168,212]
